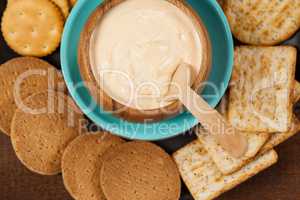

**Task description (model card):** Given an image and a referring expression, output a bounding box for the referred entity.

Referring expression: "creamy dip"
[89,0,202,110]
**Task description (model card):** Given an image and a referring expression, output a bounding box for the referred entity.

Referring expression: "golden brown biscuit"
[1,0,64,57]
[62,132,125,200]
[7,0,69,18]
[10,91,85,175]
[0,57,65,136]
[100,141,181,200]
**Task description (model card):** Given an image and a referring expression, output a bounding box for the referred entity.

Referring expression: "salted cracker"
[173,140,278,200]
[197,128,270,175]
[228,46,296,132]
[261,116,300,153]
[1,0,64,57]
[224,0,300,45]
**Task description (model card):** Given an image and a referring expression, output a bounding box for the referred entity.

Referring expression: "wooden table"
[1,127,300,200]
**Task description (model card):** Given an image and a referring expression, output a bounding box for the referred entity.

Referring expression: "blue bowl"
[61,0,234,140]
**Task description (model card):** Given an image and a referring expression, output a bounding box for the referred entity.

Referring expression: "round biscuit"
[0,57,65,136]
[100,141,181,200]
[7,0,69,19]
[10,91,85,175]
[1,0,64,57]
[62,132,125,200]
[224,0,300,45]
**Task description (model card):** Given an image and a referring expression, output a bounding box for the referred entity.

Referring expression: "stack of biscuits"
[62,139,181,200]
[0,57,86,175]
[0,57,182,200]
[173,1,300,200]
[1,0,77,57]
[0,1,182,200]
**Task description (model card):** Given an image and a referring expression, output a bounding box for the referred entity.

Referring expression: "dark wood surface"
[1,128,300,200]
[1,0,300,199]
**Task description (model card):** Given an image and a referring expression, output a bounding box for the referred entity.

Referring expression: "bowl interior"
[61,0,234,141]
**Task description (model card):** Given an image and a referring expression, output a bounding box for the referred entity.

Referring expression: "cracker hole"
[50,28,57,35]
[42,45,48,50]
[18,11,24,16]
[31,27,36,34]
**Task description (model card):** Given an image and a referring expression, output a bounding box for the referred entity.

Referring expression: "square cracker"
[197,94,269,175]
[173,141,278,200]
[261,116,300,153]
[228,46,296,132]
[197,83,299,175]
[260,81,300,153]
[197,127,269,175]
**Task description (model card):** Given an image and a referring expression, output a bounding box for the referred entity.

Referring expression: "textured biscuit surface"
[199,85,300,175]
[0,57,65,135]
[7,0,69,18]
[62,132,124,200]
[228,46,296,132]
[1,0,64,56]
[100,141,181,200]
[10,91,85,175]
[261,116,300,153]
[197,127,269,175]
[173,141,278,200]
[224,0,300,45]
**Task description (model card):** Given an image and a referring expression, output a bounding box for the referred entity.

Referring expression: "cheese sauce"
[89,0,202,110]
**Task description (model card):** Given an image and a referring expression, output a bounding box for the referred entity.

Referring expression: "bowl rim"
[60,0,234,141]
[77,0,212,123]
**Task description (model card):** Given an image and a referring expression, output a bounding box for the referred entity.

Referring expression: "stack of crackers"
[1,0,77,57]
[173,1,300,199]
